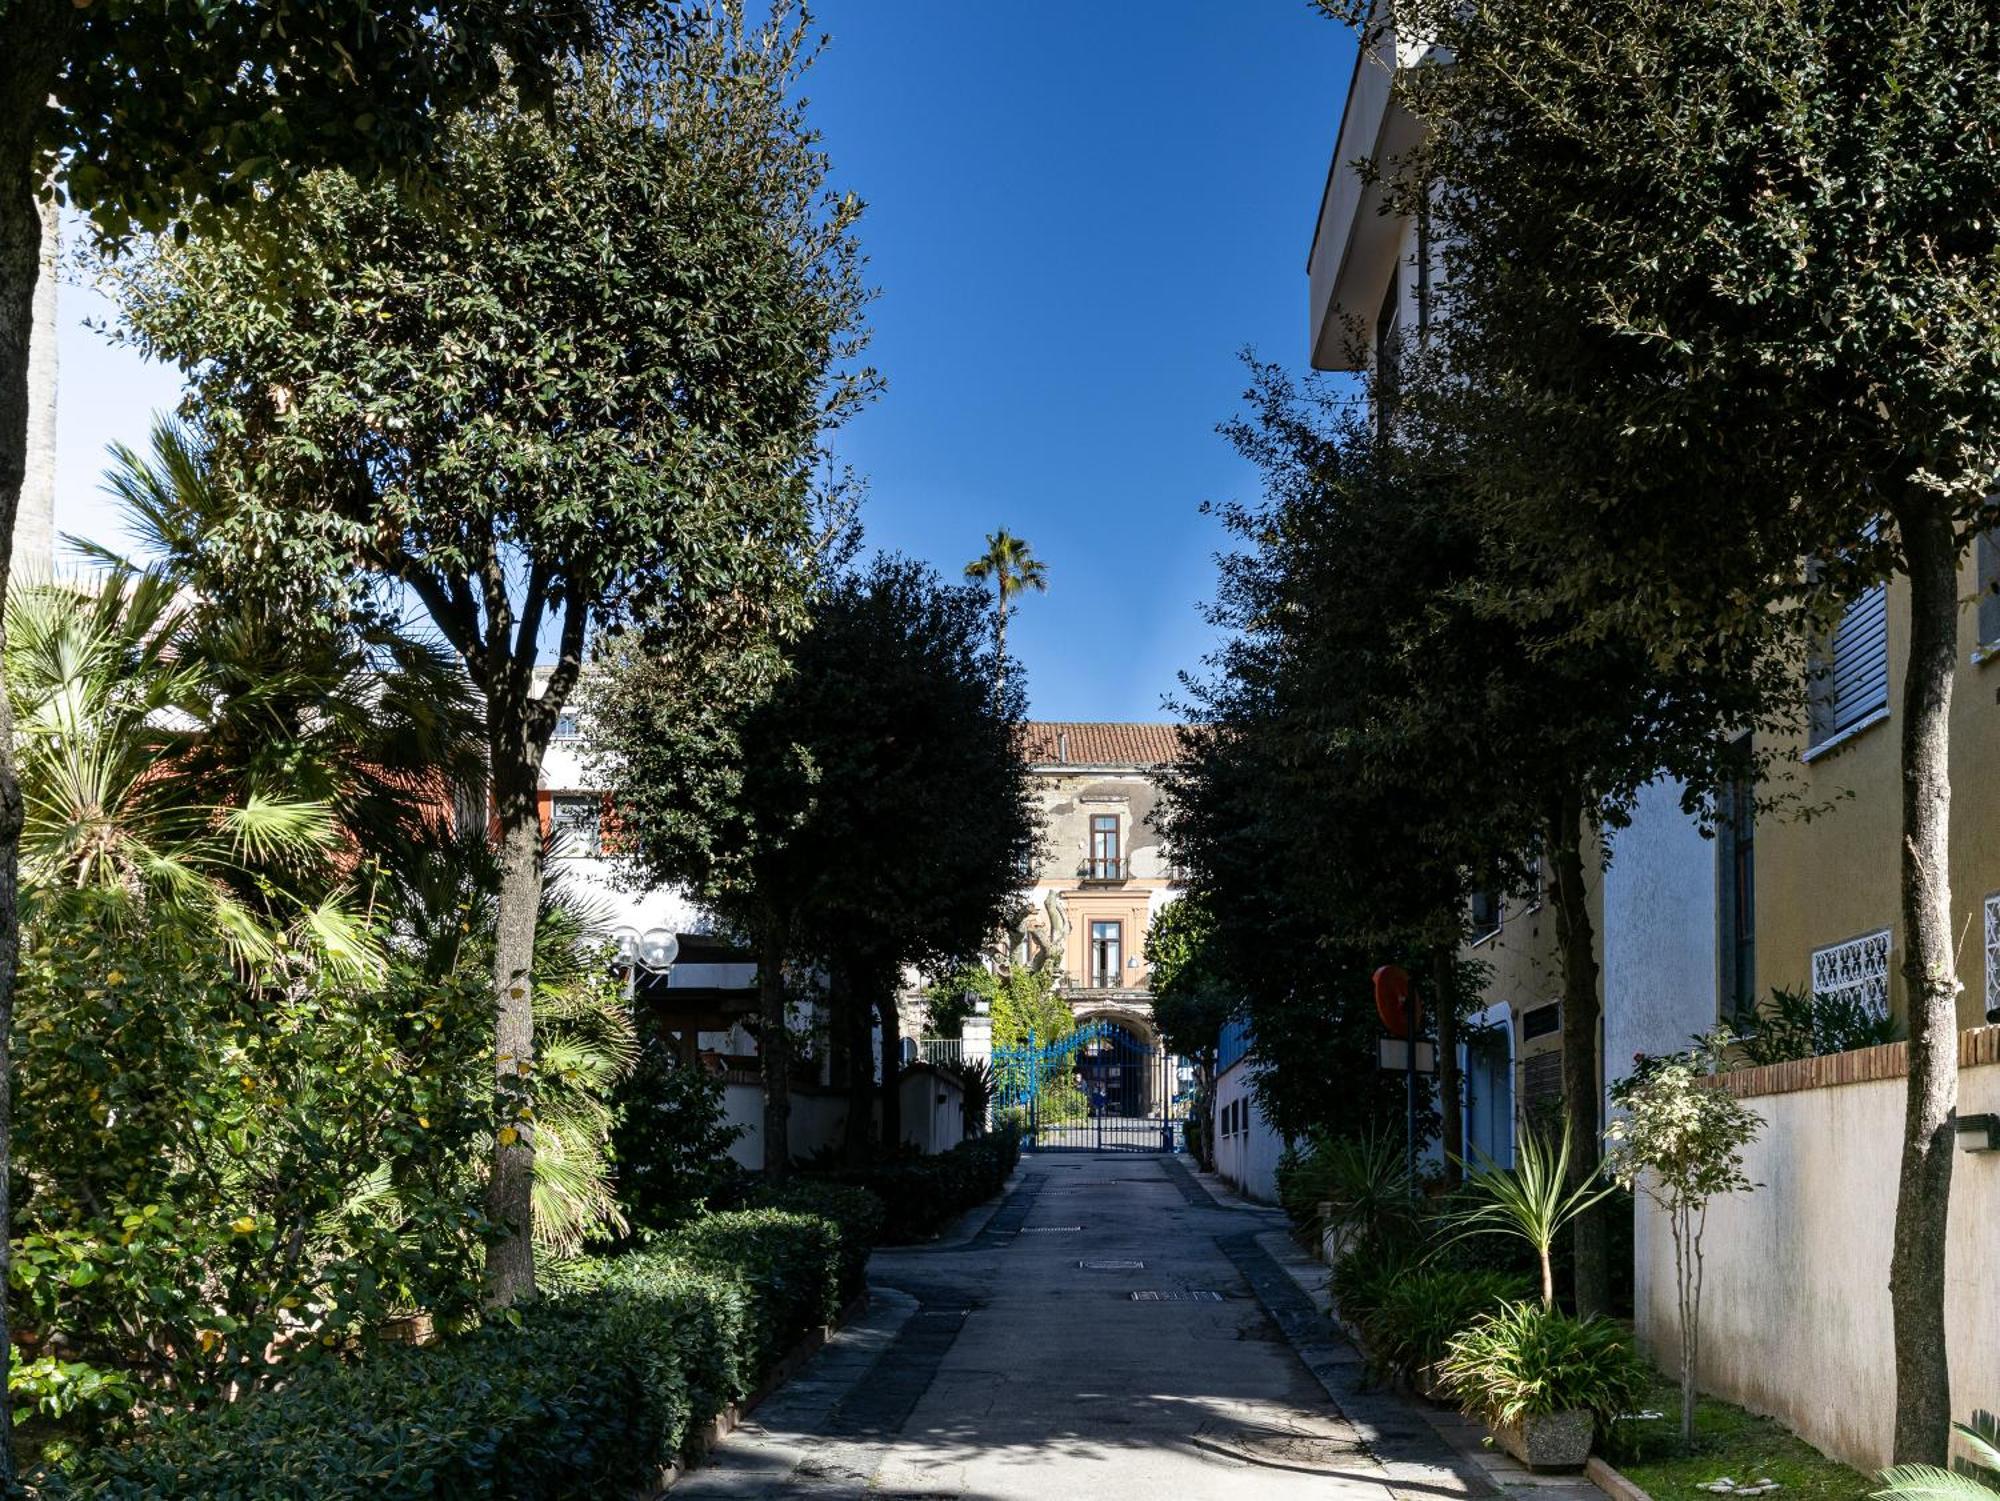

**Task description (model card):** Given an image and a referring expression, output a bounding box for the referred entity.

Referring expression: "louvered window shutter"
[1809,582,1889,746]
[1979,530,2000,648]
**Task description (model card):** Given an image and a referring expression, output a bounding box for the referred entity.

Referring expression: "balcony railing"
[1083,858,1125,882]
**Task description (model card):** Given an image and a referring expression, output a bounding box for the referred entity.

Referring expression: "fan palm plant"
[1447,1122,1619,1307]
[383,826,637,1261]
[5,570,364,969]
[1876,1416,2000,1501]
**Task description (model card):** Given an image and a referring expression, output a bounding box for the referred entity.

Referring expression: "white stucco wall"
[1635,1041,2000,1472]
[1604,778,1719,1089]
[722,1069,966,1171]
[1214,1059,1287,1204]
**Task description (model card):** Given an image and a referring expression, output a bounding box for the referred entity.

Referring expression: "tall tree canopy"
[588,552,1038,1171]
[1332,0,2000,1454]
[110,1,872,1302]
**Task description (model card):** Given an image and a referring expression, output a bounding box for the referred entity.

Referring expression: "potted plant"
[1436,1299,1651,1469]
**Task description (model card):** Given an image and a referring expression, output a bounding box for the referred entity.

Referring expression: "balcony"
[1081,858,1126,884]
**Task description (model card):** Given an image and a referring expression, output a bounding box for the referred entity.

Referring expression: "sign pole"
[1406,1002,1418,1190]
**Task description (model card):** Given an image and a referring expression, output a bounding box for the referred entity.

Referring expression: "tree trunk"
[995,599,1007,698]
[1547,792,1608,1317]
[484,743,543,1306]
[837,960,875,1167]
[1888,503,1959,1467]
[1433,945,1462,1188]
[0,30,67,1467]
[757,916,793,1177]
[878,990,904,1153]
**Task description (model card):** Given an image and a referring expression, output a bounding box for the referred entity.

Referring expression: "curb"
[645,1288,875,1495]
[1587,1456,1655,1501]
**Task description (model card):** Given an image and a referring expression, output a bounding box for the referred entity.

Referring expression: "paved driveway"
[673,1152,1495,1501]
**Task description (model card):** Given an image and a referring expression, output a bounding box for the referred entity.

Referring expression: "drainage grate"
[1078,1258,1145,1270]
[1129,1290,1224,1302]
[1021,1226,1083,1233]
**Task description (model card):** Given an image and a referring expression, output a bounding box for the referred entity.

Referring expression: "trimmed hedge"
[814,1127,1020,1243]
[728,1179,884,1302]
[45,1207,863,1500]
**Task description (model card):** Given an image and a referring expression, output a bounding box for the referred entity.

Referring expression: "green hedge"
[729,1179,884,1301]
[45,1206,864,1500]
[813,1127,1019,1243]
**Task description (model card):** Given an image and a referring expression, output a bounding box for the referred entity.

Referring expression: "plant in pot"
[1361,1267,1532,1396]
[1438,1124,1633,1465]
[1437,1299,1652,1470]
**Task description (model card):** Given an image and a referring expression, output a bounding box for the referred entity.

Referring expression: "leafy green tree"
[1338,0,2000,1455]
[1172,359,1779,1299]
[1143,896,1233,1085]
[111,4,871,1300]
[963,529,1048,695]
[592,554,1035,1172]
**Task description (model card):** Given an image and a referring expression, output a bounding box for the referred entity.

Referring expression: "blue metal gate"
[993,1021,1187,1152]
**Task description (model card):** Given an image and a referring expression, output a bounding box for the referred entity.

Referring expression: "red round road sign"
[1373,964,1420,1038]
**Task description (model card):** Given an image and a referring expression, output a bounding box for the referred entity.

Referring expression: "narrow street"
[673,1154,1499,1501]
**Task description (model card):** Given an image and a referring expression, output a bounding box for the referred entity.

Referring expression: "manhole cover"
[1021,1226,1083,1233]
[1078,1258,1145,1270]
[1129,1290,1224,1302]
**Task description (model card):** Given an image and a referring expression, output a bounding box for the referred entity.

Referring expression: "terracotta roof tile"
[1021,721,1186,769]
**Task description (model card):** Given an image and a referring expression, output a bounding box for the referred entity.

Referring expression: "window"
[1985,895,2000,1023]
[550,794,601,858]
[1375,274,1402,431]
[1717,739,1757,1017]
[1090,921,1123,989]
[1089,815,1122,879]
[552,711,581,741]
[1980,530,2000,650]
[1811,928,1892,1018]
[1469,888,1501,943]
[1521,1002,1561,1042]
[1808,579,1889,749]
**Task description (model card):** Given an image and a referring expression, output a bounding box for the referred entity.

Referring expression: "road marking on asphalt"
[1078,1258,1145,1270]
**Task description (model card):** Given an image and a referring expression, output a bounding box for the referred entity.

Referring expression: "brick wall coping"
[1712,1024,2000,1100]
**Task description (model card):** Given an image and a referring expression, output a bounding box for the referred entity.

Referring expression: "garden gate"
[993,1020,1187,1152]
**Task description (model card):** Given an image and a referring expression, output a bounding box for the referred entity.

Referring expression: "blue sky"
[53,1,1356,722]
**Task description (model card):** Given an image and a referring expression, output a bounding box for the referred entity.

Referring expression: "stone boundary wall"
[1639,1026,2000,1472]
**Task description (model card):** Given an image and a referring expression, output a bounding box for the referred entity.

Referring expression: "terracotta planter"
[1490,1409,1593,1471]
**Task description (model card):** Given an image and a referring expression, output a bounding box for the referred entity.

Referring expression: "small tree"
[1606,1033,1763,1447]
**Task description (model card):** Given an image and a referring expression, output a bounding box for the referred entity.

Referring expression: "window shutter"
[1979,531,2000,648]
[1810,581,1889,745]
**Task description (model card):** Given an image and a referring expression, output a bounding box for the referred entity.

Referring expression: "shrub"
[729,1179,885,1300]
[1436,1300,1652,1431]
[12,906,493,1400]
[612,1041,747,1236]
[1359,1268,1532,1386]
[665,1211,845,1374]
[1726,984,1900,1066]
[812,1127,1019,1243]
[1276,1129,1416,1248]
[46,1275,740,1499]
[45,1207,862,1498]
[1331,1238,1418,1331]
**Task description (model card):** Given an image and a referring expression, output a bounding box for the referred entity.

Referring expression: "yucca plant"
[1447,1122,1619,1307]
[1279,1127,1417,1247]
[1876,1415,2000,1501]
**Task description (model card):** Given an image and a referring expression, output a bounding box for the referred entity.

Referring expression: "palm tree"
[963,529,1048,692]
[5,569,361,968]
